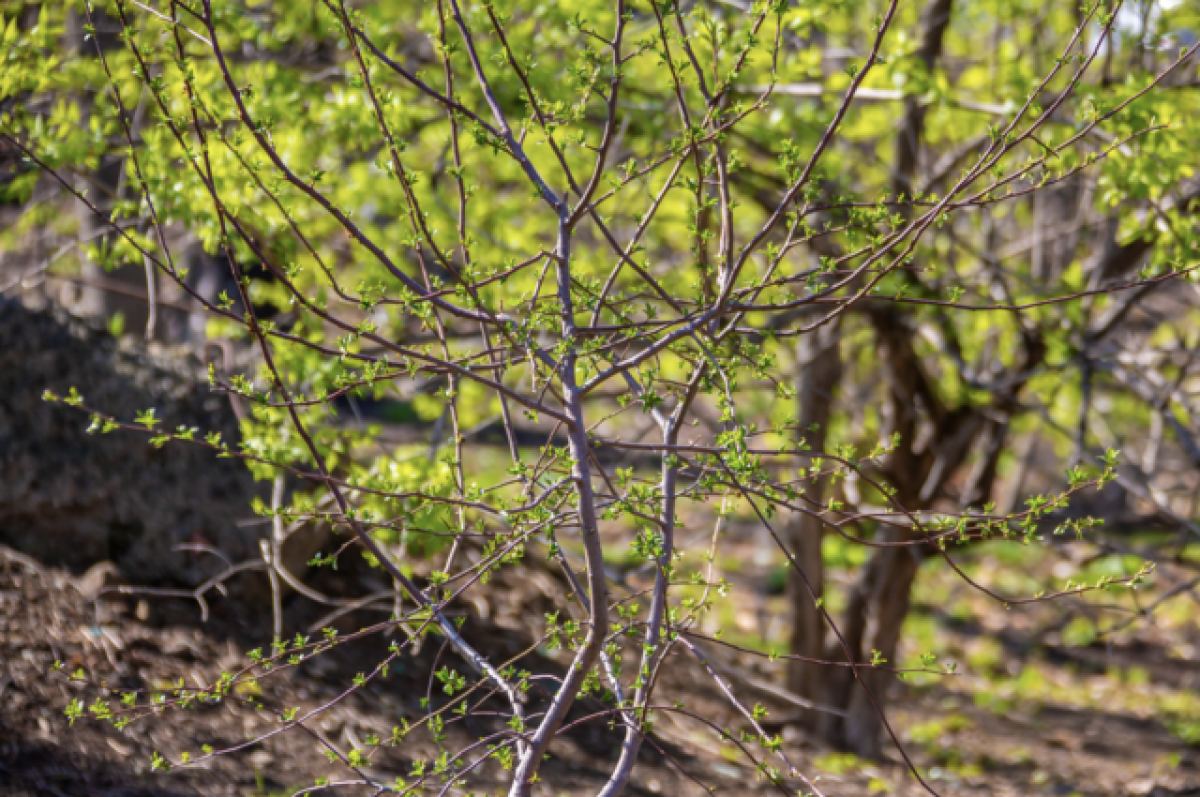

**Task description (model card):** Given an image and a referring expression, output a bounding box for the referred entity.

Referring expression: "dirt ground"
[3,538,1200,797]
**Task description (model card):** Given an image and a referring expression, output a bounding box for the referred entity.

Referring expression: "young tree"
[5,0,1199,793]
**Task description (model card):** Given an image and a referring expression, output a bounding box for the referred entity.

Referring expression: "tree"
[4,0,1199,794]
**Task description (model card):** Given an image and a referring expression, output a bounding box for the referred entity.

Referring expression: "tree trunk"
[65,6,159,338]
[65,8,108,322]
[816,0,957,756]
[821,305,933,753]
[786,319,842,716]
[839,536,921,758]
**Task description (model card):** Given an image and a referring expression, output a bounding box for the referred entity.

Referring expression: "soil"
[3,539,1200,797]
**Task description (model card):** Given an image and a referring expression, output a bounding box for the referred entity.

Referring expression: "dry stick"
[140,235,158,340]
[304,591,395,634]
[128,0,209,45]
[108,82,157,341]
[98,559,267,623]
[132,215,158,343]
[25,271,198,315]
[264,474,285,640]
[0,226,128,295]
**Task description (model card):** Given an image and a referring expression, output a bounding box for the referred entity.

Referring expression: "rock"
[0,300,265,586]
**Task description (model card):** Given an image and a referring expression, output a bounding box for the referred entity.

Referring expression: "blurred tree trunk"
[835,0,956,757]
[786,317,841,707]
[65,7,107,321]
[838,307,957,754]
[65,7,158,338]
[789,0,961,757]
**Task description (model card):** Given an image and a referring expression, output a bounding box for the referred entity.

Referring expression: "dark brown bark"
[839,538,921,756]
[786,318,842,711]
[766,0,1171,758]
[825,316,1041,755]
[829,307,940,756]
[819,0,957,756]
[778,0,964,752]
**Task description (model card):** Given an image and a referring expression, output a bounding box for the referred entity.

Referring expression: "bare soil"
[3,539,1200,797]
